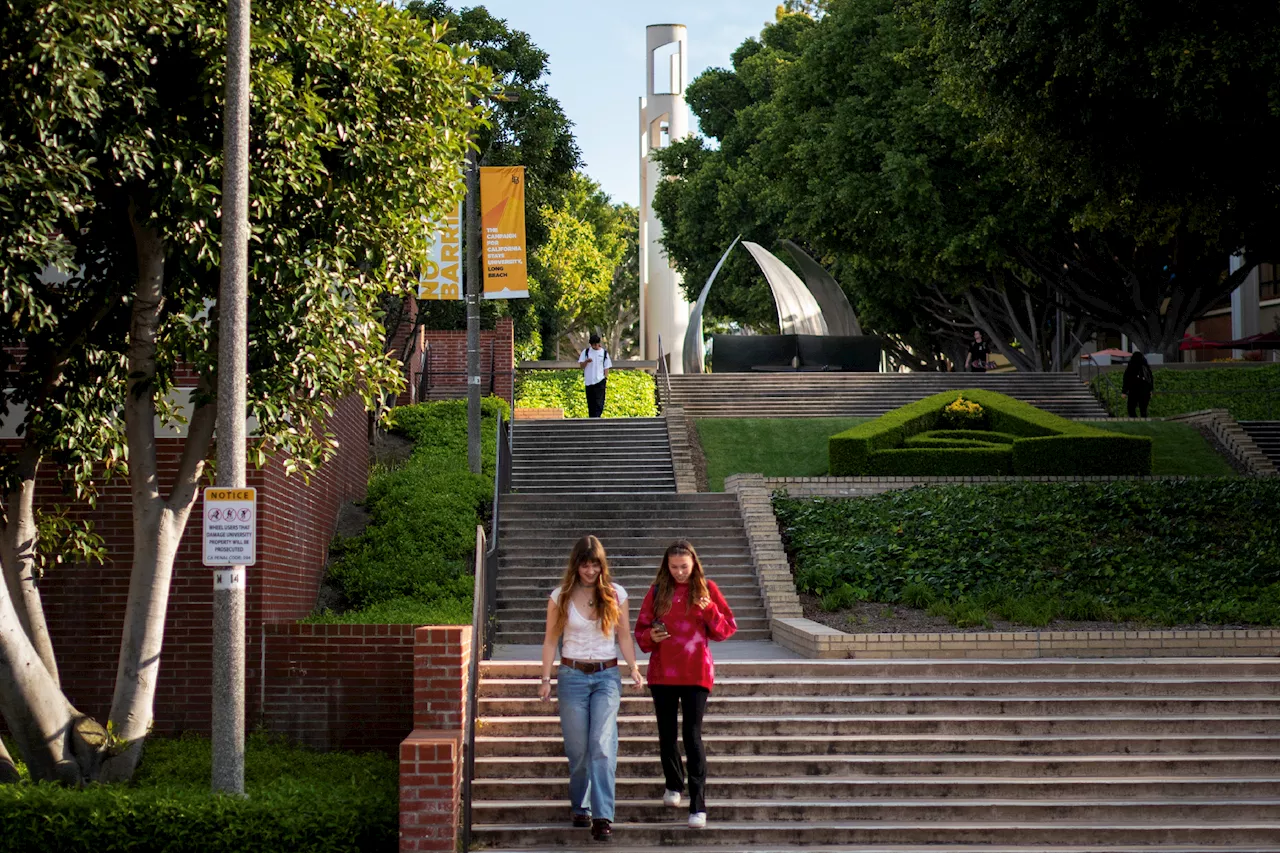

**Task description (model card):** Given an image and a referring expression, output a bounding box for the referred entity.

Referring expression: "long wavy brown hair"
[651,540,709,619]
[553,535,620,637]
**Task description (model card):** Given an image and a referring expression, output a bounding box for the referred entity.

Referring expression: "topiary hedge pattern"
[829,389,1152,476]
[514,369,656,418]
[0,734,397,852]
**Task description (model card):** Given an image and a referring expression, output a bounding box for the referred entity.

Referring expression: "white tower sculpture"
[639,24,693,372]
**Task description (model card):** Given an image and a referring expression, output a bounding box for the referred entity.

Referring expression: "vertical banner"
[418,203,462,300]
[480,166,529,298]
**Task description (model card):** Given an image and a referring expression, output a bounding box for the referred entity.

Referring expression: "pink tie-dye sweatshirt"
[634,581,737,690]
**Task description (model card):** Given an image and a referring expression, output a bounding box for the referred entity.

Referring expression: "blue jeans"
[556,665,621,821]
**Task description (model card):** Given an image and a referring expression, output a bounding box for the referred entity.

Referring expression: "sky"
[462,0,780,207]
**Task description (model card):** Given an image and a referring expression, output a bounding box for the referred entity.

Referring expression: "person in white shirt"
[578,333,613,417]
[539,534,644,842]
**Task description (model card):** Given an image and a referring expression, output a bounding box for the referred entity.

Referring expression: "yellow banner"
[418,203,462,300]
[481,166,529,298]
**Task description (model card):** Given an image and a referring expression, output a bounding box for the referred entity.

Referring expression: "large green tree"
[0,0,488,784]
[923,0,1280,356]
[402,1,582,355]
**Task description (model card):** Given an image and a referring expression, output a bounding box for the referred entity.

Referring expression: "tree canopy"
[0,0,488,784]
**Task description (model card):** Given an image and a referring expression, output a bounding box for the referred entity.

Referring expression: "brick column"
[399,625,472,852]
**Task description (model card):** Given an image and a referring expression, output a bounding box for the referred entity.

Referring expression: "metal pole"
[213,0,250,796]
[465,142,482,474]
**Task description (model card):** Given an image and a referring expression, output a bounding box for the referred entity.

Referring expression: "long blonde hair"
[652,540,709,619]
[553,535,620,637]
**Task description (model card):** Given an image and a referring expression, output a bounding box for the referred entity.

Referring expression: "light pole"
[213,0,251,795]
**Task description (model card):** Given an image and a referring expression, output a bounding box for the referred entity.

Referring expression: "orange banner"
[480,166,529,298]
[418,203,462,300]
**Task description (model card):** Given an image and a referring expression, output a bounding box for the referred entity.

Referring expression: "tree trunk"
[99,204,215,782]
[0,448,60,687]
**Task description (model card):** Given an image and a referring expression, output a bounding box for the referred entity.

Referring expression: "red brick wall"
[396,316,514,408]
[400,625,472,853]
[3,392,370,737]
[258,624,417,752]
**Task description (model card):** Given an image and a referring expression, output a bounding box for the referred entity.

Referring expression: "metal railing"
[655,333,674,413]
[461,411,510,850]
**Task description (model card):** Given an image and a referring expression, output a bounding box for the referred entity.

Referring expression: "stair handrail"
[656,333,674,413]
[462,411,509,850]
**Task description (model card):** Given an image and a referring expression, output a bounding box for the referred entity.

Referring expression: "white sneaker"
[688,811,707,829]
[662,789,682,807]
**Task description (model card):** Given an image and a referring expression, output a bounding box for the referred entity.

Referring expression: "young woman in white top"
[539,534,644,842]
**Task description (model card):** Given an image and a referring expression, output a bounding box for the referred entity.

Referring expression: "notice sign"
[480,166,529,299]
[418,203,462,300]
[202,487,256,567]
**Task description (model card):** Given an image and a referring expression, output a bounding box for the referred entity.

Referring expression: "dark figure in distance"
[1122,351,1155,417]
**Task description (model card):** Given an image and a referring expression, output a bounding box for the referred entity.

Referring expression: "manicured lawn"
[697,417,1235,487]
[696,417,868,490]
[1097,421,1237,477]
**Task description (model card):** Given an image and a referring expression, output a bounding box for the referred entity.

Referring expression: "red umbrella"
[1217,330,1280,349]
[1178,335,1225,350]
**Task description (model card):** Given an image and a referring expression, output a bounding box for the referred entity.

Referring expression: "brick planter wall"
[393,312,515,409]
[400,626,472,853]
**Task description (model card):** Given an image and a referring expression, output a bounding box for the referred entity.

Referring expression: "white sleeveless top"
[550,583,628,661]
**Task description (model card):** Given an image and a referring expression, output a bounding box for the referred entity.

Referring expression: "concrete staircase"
[511,418,676,494]
[470,658,1280,851]
[1240,421,1280,469]
[494,493,771,645]
[664,373,1108,419]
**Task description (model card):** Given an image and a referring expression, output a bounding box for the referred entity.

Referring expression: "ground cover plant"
[829,390,1152,476]
[311,398,507,625]
[514,369,656,417]
[696,418,869,491]
[1091,364,1280,420]
[775,479,1280,628]
[0,734,397,852]
[1098,422,1237,477]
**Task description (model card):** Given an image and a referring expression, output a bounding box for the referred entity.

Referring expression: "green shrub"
[1090,363,1280,420]
[776,479,1280,627]
[515,369,656,417]
[314,398,506,624]
[0,734,396,853]
[829,389,1151,476]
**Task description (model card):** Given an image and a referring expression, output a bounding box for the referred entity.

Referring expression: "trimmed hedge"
[312,397,506,624]
[0,734,397,852]
[829,389,1152,476]
[514,369,656,418]
[776,479,1280,626]
[1090,363,1280,420]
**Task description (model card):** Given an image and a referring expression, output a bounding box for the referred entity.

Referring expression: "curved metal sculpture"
[780,240,862,336]
[683,235,741,374]
[741,241,827,336]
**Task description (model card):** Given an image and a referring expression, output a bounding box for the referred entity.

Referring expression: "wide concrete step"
[500,537,748,553]
[498,524,747,539]
[494,596,765,616]
[469,818,1280,847]
[480,659,1280,680]
[476,713,1280,739]
[493,617,770,637]
[473,753,1280,780]
[502,495,739,508]
[475,796,1280,823]
[476,694,1280,717]
[491,628,774,644]
[475,774,1280,802]
[477,675,1280,699]
[477,733,1280,758]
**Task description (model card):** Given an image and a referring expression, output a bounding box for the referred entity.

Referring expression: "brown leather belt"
[561,657,617,674]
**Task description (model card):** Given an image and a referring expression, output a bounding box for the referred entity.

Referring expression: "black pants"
[585,379,607,418]
[649,684,710,813]
[1127,392,1150,418]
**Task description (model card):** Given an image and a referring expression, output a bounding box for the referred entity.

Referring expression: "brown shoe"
[572,812,592,828]
[591,818,612,842]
